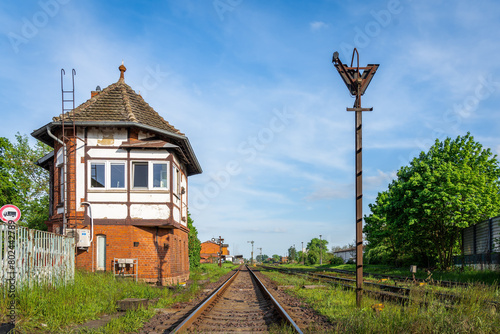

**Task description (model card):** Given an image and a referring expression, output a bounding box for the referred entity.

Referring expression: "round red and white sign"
[0,204,21,223]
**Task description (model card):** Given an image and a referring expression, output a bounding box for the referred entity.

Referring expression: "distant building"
[32,64,202,285]
[233,255,244,264]
[200,240,229,263]
[333,246,365,263]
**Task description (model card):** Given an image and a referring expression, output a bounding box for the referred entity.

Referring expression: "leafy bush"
[306,251,318,265]
[330,255,344,265]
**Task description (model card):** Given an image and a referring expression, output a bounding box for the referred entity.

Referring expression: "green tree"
[305,237,328,265]
[187,212,201,268]
[1,134,51,230]
[287,245,297,262]
[306,251,318,265]
[272,254,280,262]
[364,133,500,269]
[256,254,269,262]
[0,138,20,205]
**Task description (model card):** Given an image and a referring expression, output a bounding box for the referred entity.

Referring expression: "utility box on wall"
[67,229,91,248]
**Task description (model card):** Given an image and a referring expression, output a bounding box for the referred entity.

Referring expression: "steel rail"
[170,266,241,333]
[260,265,499,310]
[246,265,303,334]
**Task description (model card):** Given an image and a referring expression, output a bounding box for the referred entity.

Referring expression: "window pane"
[173,167,180,195]
[153,164,168,188]
[60,167,64,201]
[110,163,125,188]
[97,235,106,270]
[133,162,148,188]
[91,163,105,188]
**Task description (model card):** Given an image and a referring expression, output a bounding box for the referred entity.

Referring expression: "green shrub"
[330,255,345,265]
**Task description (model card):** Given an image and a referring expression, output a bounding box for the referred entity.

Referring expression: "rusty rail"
[170,266,241,333]
[171,265,303,333]
[246,265,303,334]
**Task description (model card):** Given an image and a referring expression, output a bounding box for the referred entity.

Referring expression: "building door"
[97,235,106,271]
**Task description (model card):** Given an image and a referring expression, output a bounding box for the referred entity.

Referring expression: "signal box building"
[31,64,202,285]
[200,240,229,263]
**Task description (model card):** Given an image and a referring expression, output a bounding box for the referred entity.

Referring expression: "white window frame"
[131,161,169,190]
[58,165,64,203]
[173,165,181,197]
[96,234,106,271]
[109,162,126,189]
[88,161,127,190]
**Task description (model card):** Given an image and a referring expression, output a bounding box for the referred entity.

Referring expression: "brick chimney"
[91,85,102,98]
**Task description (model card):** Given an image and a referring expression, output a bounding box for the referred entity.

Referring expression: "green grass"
[0,264,235,333]
[262,268,500,334]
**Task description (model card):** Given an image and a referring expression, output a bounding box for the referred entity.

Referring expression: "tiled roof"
[53,77,183,135]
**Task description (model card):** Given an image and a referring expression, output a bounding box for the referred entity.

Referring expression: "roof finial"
[119,60,126,81]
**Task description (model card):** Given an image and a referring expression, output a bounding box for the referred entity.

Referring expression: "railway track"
[170,265,303,333]
[260,265,499,309]
[262,264,472,288]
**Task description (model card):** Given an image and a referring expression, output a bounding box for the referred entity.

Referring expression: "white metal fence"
[0,222,75,288]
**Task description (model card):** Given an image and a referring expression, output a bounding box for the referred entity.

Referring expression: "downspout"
[46,126,67,235]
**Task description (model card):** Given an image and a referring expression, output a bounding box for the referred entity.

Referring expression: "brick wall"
[75,224,190,285]
[200,241,229,263]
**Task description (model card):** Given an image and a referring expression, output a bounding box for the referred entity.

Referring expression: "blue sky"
[1,0,500,258]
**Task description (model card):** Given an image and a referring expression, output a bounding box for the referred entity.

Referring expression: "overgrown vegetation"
[262,268,500,333]
[0,133,51,230]
[0,264,234,333]
[187,212,201,269]
[364,133,500,269]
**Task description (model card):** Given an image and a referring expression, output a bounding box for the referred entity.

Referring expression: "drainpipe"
[81,202,94,243]
[46,126,67,235]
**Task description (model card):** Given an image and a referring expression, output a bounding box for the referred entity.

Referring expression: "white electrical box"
[77,229,91,248]
[67,228,91,248]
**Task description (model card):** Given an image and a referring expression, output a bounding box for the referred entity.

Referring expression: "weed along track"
[170,265,303,333]
[260,265,500,310]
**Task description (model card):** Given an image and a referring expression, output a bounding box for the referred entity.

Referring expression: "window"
[133,162,148,188]
[110,163,125,188]
[132,161,169,190]
[153,163,168,188]
[91,163,105,188]
[89,161,126,189]
[173,165,180,196]
[59,166,64,203]
[96,235,106,271]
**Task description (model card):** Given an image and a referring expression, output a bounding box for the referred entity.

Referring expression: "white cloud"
[310,21,329,31]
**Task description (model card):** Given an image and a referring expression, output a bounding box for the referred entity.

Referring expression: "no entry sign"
[0,204,21,223]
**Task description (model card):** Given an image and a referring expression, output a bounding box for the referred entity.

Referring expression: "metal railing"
[0,222,75,288]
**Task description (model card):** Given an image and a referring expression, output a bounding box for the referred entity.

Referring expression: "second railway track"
[171,265,303,333]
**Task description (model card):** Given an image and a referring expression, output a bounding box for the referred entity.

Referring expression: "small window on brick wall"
[59,166,64,203]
